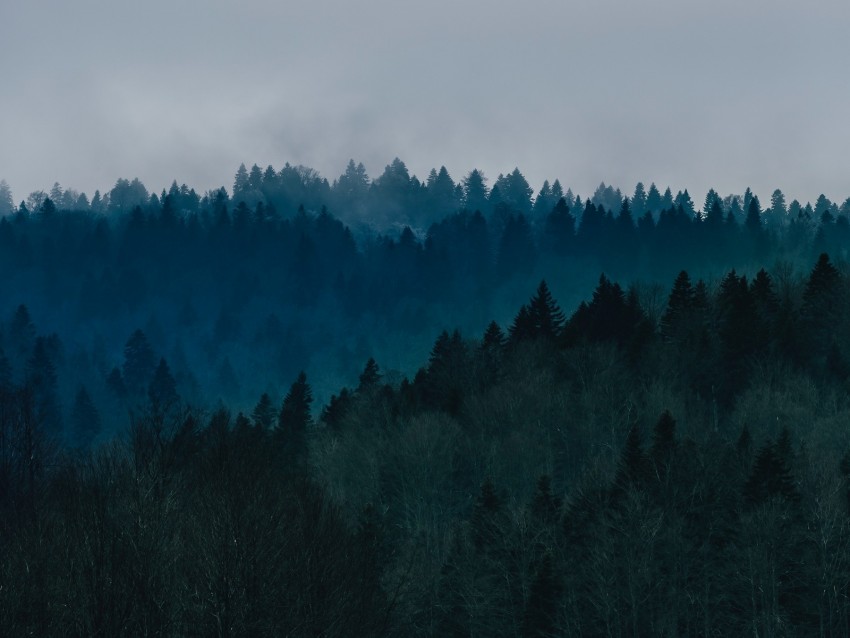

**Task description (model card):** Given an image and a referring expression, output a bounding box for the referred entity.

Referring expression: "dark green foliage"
[148,357,178,411]
[651,410,677,468]
[0,347,11,390]
[523,552,562,638]
[106,366,126,400]
[541,197,575,255]
[471,479,503,550]
[660,271,694,340]
[564,274,641,346]
[801,253,844,364]
[276,371,313,472]
[7,168,850,636]
[509,304,534,344]
[320,388,352,430]
[357,357,381,393]
[528,280,566,340]
[481,320,506,350]
[277,372,312,435]
[743,433,799,506]
[26,336,61,435]
[251,392,276,429]
[530,475,561,526]
[419,329,468,414]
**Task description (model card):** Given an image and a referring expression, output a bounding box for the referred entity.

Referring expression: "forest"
[2,160,850,635]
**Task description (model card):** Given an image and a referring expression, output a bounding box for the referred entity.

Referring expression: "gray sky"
[2,0,849,207]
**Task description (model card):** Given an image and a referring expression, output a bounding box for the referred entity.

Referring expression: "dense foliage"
[3,163,850,635]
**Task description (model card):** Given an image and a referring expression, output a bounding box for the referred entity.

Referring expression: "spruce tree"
[277,372,313,465]
[529,280,566,339]
[481,320,506,350]
[660,271,694,340]
[251,392,275,429]
[651,410,677,468]
[357,357,381,393]
[523,552,562,638]
[148,358,178,410]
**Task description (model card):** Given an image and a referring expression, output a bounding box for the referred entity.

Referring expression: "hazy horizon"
[3,0,850,207]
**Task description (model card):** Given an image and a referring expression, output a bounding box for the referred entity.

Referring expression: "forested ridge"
[3,161,850,635]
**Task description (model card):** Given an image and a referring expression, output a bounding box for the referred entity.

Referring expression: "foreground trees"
[5,254,850,636]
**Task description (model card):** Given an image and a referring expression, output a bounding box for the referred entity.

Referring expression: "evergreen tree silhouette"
[660,271,694,341]
[530,475,562,526]
[251,392,275,429]
[276,371,313,466]
[744,431,799,506]
[471,479,502,550]
[529,280,566,339]
[522,552,562,638]
[148,358,178,411]
[357,357,381,393]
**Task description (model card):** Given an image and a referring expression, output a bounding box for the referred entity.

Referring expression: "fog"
[2,0,850,205]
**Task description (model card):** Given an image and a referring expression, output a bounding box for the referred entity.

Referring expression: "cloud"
[2,0,849,205]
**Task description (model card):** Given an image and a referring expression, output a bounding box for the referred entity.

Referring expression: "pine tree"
[508,305,535,344]
[320,388,352,431]
[9,304,36,372]
[481,321,506,350]
[660,271,694,340]
[0,347,11,390]
[471,479,502,550]
[541,197,575,255]
[26,336,61,435]
[251,392,276,429]
[277,372,313,464]
[357,357,381,393]
[528,280,566,339]
[148,358,178,410]
[801,253,843,361]
[744,434,799,506]
[523,552,562,638]
[651,410,677,468]
[106,366,126,400]
[530,475,562,526]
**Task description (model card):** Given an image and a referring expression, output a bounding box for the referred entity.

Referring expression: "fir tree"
[251,392,276,429]
[523,552,562,638]
[528,280,566,339]
[148,358,178,410]
[277,372,313,465]
[481,320,506,350]
[357,357,381,393]
[660,271,694,340]
[530,475,561,526]
[651,410,677,468]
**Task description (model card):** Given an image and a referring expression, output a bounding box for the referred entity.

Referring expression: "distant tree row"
[5,161,850,235]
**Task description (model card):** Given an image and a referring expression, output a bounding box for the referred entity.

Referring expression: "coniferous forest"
[3,162,850,635]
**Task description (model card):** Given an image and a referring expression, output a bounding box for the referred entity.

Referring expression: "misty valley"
[3,161,850,636]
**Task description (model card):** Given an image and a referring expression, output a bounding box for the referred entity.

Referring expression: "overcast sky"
[2,0,849,207]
